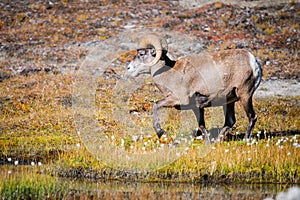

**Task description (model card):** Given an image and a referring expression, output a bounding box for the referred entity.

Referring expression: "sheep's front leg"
[218,102,236,142]
[192,108,210,144]
[153,97,179,138]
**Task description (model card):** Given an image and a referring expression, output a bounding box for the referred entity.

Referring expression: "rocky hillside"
[0,0,299,81]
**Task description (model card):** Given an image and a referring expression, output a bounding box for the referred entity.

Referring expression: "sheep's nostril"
[127,63,133,71]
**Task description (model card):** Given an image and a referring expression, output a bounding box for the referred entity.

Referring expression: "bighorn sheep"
[127,34,262,142]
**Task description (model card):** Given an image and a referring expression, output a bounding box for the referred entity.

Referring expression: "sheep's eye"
[137,49,146,57]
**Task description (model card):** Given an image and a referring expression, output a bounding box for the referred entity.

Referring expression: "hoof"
[192,129,202,137]
[244,134,251,140]
[216,134,225,142]
[156,129,166,139]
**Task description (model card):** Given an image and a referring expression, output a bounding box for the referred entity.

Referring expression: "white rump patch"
[248,52,262,90]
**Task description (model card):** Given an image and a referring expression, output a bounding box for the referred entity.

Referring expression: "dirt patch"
[179,0,294,9]
[255,79,300,98]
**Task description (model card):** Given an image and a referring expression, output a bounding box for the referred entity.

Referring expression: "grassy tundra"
[0,0,299,198]
[0,53,299,183]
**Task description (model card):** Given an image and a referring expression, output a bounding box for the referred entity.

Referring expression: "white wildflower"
[256,132,260,137]
[174,140,181,145]
[292,135,297,140]
[293,142,298,147]
[139,135,143,141]
[132,135,138,142]
[278,145,284,150]
[181,137,188,143]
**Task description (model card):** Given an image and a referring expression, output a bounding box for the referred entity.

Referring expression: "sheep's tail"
[254,59,262,91]
[248,52,263,91]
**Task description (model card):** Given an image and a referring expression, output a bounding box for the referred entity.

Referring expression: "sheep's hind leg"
[240,96,257,139]
[152,97,179,139]
[192,108,210,144]
[218,102,236,142]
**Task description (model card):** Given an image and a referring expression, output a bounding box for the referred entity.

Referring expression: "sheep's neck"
[151,56,176,77]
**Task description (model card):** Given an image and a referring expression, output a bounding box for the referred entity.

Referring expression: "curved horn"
[138,34,167,66]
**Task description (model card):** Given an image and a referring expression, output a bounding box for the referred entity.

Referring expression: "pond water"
[68,179,293,199]
[1,165,299,199]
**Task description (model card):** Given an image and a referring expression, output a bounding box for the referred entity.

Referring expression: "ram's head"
[127,34,167,77]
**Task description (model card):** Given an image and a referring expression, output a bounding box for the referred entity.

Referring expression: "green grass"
[48,135,299,183]
[0,167,69,200]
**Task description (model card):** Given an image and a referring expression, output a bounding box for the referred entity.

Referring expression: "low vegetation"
[0,167,69,200]
[0,59,299,183]
[0,0,299,198]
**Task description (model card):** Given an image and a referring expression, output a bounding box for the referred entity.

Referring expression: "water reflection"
[1,166,299,199]
[69,178,296,199]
